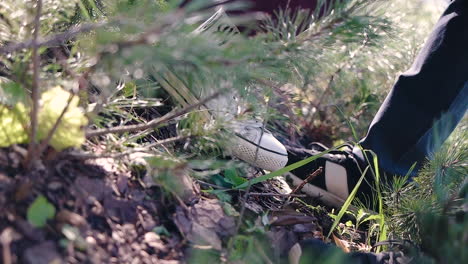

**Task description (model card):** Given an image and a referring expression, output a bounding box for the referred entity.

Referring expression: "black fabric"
[359,0,468,177]
[288,0,468,206]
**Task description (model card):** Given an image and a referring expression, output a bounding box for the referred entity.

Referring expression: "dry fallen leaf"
[56,210,87,228]
[332,234,350,253]
[143,232,165,251]
[174,199,236,251]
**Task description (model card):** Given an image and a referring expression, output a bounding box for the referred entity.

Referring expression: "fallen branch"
[68,135,190,159]
[196,180,307,198]
[247,192,306,198]
[196,180,230,190]
[235,180,252,234]
[85,91,221,138]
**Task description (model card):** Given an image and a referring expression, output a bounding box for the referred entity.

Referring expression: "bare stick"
[196,180,307,198]
[247,192,306,198]
[68,135,190,159]
[0,22,105,55]
[311,36,370,121]
[255,242,273,264]
[26,0,43,168]
[291,167,323,194]
[85,91,221,138]
[235,181,252,234]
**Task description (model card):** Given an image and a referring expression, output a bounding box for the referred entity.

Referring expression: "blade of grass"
[334,106,389,247]
[335,106,359,142]
[153,67,211,120]
[327,166,370,238]
[78,0,91,20]
[235,144,347,189]
[371,153,388,252]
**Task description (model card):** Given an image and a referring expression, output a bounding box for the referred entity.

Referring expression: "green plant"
[0,86,87,150]
[27,195,56,228]
[325,109,388,251]
[0,0,457,263]
[385,122,467,262]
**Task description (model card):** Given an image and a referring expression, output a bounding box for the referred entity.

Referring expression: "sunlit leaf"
[37,86,88,151]
[0,104,28,147]
[0,86,87,150]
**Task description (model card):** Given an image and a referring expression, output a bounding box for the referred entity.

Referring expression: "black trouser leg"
[354,0,468,177]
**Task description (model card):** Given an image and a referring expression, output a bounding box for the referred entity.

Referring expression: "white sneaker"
[229,120,288,171]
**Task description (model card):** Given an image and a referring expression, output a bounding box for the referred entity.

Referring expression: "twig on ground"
[255,78,302,142]
[256,78,299,115]
[315,68,341,111]
[85,91,221,137]
[173,192,189,212]
[235,181,252,234]
[291,167,323,194]
[247,192,306,198]
[252,85,276,163]
[68,135,190,159]
[25,0,43,169]
[197,180,307,198]
[255,242,274,264]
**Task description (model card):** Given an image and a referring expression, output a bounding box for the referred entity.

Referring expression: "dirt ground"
[0,144,366,264]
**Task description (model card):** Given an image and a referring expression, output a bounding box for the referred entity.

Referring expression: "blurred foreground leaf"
[0,103,29,147]
[27,195,56,228]
[37,86,88,150]
[0,86,88,150]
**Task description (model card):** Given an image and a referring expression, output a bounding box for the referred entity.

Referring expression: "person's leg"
[354,0,468,178]
[287,0,468,207]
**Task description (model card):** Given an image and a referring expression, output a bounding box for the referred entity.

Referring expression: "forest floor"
[0,136,370,263]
